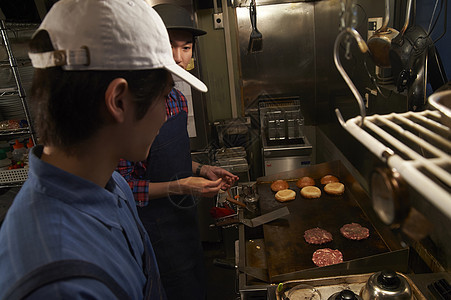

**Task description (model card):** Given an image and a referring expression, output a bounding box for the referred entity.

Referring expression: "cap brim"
[166,26,207,36]
[165,64,208,92]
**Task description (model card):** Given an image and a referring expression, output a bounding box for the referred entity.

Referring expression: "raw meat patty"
[304,227,333,245]
[312,248,343,267]
[340,223,370,240]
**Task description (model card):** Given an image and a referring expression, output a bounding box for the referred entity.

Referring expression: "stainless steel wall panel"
[236,3,315,112]
[312,0,343,123]
[235,0,321,7]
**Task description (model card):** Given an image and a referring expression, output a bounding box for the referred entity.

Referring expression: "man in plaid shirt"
[117,4,238,300]
[116,88,237,206]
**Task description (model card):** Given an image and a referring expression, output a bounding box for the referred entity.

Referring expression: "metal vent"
[258,96,300,109]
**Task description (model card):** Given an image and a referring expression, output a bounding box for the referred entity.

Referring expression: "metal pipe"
[222,0,238,118]
[400,0,413,35]
[380,0,390,32]
[333,27,369,126]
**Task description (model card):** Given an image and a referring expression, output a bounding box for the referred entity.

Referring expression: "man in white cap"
[117,4,238,299]
[0,0,207,299]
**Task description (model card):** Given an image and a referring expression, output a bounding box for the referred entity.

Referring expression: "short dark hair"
[29,30,171,153]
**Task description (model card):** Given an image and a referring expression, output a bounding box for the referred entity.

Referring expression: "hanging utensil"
[248,0,262,53]
[367,0,399,68]
[388,0,426,94]
[389,0,441,111]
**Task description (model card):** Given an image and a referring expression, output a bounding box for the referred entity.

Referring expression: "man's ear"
[105,78,130,123]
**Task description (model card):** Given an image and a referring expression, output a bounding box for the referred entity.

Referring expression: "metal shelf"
[0,87,18,97]
[0,58,31,68]
[0,22,39,39]
[0,19,36,142]
[0,19,36,188]
[338,110,451,219]
[0,182,25,189]
[0,128,31,136]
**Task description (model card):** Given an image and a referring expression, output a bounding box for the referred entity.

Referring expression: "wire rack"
[0,166,28,184]
[339,109,451,219]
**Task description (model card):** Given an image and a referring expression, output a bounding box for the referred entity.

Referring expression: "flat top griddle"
[255,161,392,282]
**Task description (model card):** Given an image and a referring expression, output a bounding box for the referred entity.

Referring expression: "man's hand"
[177,177,224,198]
[200,165,239,190]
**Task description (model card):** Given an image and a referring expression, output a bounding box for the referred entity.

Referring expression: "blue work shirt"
[0,146,166,299]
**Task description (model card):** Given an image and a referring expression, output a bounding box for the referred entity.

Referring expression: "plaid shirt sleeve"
[117,88,187,207]
[166,88,188,117]
[116,158,150,207]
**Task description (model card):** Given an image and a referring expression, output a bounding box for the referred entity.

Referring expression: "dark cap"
[153,4,206,37]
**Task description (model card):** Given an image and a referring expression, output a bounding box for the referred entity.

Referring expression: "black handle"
[212,216,239,227]
[249,0,257,30]
[377,270,401,290]
[336,289,358,300]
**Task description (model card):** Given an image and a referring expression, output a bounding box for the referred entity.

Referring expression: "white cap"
[28,0,208,93]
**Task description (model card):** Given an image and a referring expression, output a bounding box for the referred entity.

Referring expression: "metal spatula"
[241,206,289,227]
[212,206,289,228]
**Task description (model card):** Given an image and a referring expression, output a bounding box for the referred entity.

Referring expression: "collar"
[28,146,127,230]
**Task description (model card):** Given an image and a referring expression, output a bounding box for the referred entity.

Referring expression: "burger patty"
[312,248,343,267]
[340,223,370,240]
[304,227,333,245]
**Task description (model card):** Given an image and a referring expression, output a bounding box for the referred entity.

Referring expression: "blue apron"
[137,111,206,300]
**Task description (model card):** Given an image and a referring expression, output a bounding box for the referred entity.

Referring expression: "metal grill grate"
[258,97,300,109]
[340,110,451,219]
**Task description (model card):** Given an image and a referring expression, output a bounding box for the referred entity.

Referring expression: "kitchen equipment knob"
[338,290,358,300]
[328,289,362,300]
[377,270,401,289]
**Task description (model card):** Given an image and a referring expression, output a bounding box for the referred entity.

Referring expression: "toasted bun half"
[271,180,289,192]
[324,182,345,195]
[296,176,315,188]
[320,175,339,185]
[275,189,296,202]
[301,186,322,198]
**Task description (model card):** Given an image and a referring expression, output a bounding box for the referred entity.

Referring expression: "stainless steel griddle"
[238,160,408,294]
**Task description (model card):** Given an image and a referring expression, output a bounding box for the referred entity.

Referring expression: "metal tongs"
[225,189,247,209]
